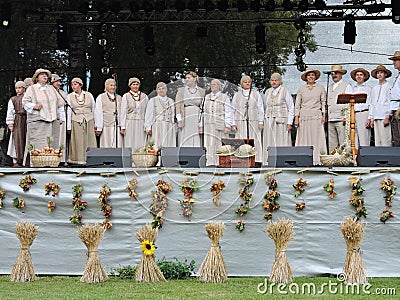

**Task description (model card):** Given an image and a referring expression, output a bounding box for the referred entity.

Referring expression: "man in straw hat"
[369,65,392,146]
[120,77,148,152]
[94,78,123,148]
[350,68,372,147]
[51,73,67,163]
[389,50,400,146]
[22,68,65,166]
[326,65,352,152]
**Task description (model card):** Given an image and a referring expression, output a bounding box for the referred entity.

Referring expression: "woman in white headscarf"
[120,77,148,151]
[144,82,176,150]
[199,79,232,166]
[262,73,294,165]
[175,71,205,147]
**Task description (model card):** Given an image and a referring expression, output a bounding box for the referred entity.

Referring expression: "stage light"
[297,32,306,43]
[264,0,276,12]
[255,24,266,54]
[98,38,107,46]
[314,0,326,10]
[103,51,111,61]
[56,19,69,49]
[100,22,108,32]
[366,2,385,14]
[237,0,248,12]
[343,15,356,45]
[392,0,400,24]
[175,0,186,12]
[298,0,309,12]
[296,57,307,72]
[155,0,167,12]
[294,17,306,30]
[282,0,294,11]
[250,0,261,12]
[196,24,208,37]
[129,1,141,13]
[1,1,11,29]
[187,0,199,11]
[294,44,306,57]
[204,0,215,11]
[217,0,229,12]
[143,25,155,55]
[101,66,110,75]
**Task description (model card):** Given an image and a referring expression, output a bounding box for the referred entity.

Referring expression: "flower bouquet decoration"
[44,182,60,213]
[70,184,87,225]
[180,177,199,221]
[293,178,307,212]
[126,178,139,200]
[348,176,367,220]
[266,218,294,284]
[78,223,108,283]
[149,179,172,229]
[135,224,166,283]
[10,221,39,282]
[13,197,25,211]
[380,178,396,223]
[262,176,280,221]
[210,180,225,206]
[235,177,254,231]
[340,217,367,284]
[0,189,5,208]
[19,175,37,192]
[98,184,112,230]
[198,222,227,283]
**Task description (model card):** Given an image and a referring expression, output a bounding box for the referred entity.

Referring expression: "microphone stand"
[199,94,206,148]
[246,89,251,141]
[112,73,119,148]
[324,72,331,153]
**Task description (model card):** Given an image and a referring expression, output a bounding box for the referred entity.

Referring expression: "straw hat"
[301,68,321,81]
[216,145,235,156]
[327,65,347,74]
[371,65,392,79]
[128,77,140,86]
[71,77,83,86]
[32,68,51,83]
[350,68,370,82]
[234,144,256,158]
[51,74,61,84]
[389,50,400,61]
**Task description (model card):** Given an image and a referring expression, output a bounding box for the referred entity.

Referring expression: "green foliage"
[157,258,196,280]
[110,265,137,279]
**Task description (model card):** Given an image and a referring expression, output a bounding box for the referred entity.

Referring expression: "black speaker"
[267,146,313,167]
[357,146,400,167]
[161,147,206,168]
[86,148,132,167]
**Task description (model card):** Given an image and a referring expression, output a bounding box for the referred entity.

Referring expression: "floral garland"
[348,176,367,220]
[180,177,200,220]
[380,177,396,223]
[70,184,87,225]
[126,178,139,200]
[323,179,337,199]
[44,182,60,213]
[262,176,280,221]
[0,189,5,208]
[19,175,37,192]
[141,239,156,256]
[210,180,225,206]
[150,179,172,229]
[293,177,307,211]
[13,197,25,210]
[98,184,112,230]
[235,177,254,231]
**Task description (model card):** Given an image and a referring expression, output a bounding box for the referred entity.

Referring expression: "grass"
[0,276,399,299]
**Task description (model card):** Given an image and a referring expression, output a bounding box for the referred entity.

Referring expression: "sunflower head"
[141,240,156,256]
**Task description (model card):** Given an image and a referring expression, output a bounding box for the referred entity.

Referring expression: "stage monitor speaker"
[86,147,132,167]
[161,147,206,168]
[357,146,400,167]
[267,146,313,167]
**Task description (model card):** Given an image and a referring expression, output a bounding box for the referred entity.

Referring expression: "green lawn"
[0,276,398,300]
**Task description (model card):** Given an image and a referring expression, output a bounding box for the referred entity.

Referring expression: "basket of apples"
[29,137,63,167]
[132,141,159,168]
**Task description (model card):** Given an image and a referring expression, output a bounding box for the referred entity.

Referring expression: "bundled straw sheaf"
[340,217,367,284]
[198,222,227,283]
[135,224,166,283]
[10,221,39,282]
[266,218,294,284]
[78,223,108,283]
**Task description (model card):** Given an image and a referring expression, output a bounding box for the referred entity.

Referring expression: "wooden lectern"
[337,93,367,166]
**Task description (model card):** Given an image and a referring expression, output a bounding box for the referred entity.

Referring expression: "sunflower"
[141,240,156,256]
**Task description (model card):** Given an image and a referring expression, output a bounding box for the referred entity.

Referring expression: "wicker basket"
[132,153,158,167]
[30,154,62,167]
[320,153,352,167]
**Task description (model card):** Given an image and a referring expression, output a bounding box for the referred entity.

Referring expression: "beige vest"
[100,93,122,126]
[328,81,349,121]
[153,96,174,123]
[69,92,94,123]
[265,87,288,123]
[235,90,260,121]
[125,92,147,120]
[203,93,227,131]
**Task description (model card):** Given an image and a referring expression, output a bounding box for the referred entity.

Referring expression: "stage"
[0,166,399,277]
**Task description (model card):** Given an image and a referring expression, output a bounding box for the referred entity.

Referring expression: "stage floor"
[0,166,399,276]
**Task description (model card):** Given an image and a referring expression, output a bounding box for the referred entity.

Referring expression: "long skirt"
[100,125,123,148]
[263,117,291,165]
[124,118,146,152]
[152,120,176,149]
[68,119,97,165]
[179,106,200,147]
[295,115,327,165]
[204,123,227,166]
[235,119,263,163]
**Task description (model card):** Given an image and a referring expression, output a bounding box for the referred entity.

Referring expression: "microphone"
[323,71,336,75]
